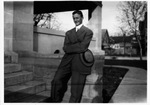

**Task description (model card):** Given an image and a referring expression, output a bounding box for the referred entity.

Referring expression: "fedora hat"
[80,49,95,67]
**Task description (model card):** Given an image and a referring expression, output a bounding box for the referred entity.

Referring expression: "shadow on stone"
[5,90,49,103]
[102,66,129,103]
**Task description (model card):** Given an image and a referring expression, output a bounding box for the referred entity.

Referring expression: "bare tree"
[117,1,147,60]
[34,13,61,30]
[34,14,45,26]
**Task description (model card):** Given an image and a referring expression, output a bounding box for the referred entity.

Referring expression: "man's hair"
[72,10,84,18]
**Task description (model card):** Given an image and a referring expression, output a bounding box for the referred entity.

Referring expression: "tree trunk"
[137,39,143,60]
[135,32,143,60]
[123,34,125,56]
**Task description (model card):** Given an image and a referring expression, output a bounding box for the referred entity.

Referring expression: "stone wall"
[34,27,65,54]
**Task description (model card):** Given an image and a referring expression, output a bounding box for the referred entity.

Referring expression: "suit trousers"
[51,56,87,103]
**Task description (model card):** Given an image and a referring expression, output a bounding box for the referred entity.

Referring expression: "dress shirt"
[76,24,83,32]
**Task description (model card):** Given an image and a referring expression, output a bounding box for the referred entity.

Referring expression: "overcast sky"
[102,1,120,36]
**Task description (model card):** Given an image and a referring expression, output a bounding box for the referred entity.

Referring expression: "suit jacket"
[61,25,93,74]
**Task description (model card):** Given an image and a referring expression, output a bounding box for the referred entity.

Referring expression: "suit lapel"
[69,25,86,43]
[70,28,78,42]
[76,25,85,39]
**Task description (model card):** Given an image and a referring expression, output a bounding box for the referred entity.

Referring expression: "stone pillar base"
[81,49,105,103]
[4,51,18,63]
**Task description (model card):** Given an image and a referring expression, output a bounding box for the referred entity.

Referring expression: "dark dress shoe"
[43,97,54,103]
[43,97,63,103]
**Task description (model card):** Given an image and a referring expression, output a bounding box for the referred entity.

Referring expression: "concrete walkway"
[106,65,147,103]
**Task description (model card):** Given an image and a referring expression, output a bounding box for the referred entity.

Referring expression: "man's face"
[73,13,83,26]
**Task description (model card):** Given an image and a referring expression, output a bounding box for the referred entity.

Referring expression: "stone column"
[4,2,18,63]
[82,4,105,103]
[88,6,104,55]
[13,1,34,52]
[4,2,13,52]
[4,1,34,63]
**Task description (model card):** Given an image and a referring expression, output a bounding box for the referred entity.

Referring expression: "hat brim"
[80,49,95,67]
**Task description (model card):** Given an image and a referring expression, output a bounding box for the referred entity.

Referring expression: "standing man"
[49,10,94,103]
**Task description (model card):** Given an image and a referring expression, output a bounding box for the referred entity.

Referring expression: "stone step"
[16,90,51,103]
[5,80,46,102]
[42,72,56,90]
[5,71,33,87]
[4,64,22,74]
[18,57,60,69]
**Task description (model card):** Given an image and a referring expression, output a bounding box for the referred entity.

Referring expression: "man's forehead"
[73,13,82,17]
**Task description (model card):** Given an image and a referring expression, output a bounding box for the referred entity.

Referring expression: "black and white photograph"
[2,0,148,104]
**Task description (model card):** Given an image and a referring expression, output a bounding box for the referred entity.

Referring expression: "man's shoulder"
[82,26,93,34]
[65,28,75,35]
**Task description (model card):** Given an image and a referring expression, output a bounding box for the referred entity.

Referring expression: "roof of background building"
[102,29,109,38]
[102,29,109,36]
[102,29,110,43]
[110,35,135,44]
